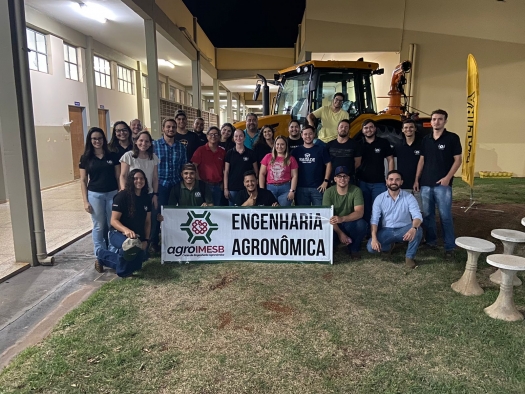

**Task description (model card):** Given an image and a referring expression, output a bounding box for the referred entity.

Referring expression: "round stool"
[451,237,495,296]
[484,254,525,321]
[489,229,525,286]
[522,217,525,227]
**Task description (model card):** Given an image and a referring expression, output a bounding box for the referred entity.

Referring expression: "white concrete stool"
[451,237,495,296]
[489,229,525,286]
[522,217,525,227]
[484,254,525,321]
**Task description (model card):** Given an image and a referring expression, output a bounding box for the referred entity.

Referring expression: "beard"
[387,184,400,191]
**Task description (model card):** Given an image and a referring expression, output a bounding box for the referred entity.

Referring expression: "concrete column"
[213,78,220,124]
[226,91,233,124]
[235,96,241,122]
[144,19,161,139]
[0,148,7,202]
[0,0,39,264]
[85,36,98,129]
[192,55,202,112]
[164,76,169,101]
[136,61,144,122]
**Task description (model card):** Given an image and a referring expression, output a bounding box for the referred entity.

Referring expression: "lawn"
[1,178,524,393]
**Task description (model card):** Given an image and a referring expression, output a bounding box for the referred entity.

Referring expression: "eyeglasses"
[335,174,349,179]
[91,137,103,142]
[334,98,344,103]
[208,133,219,137]
[115,128,129,133]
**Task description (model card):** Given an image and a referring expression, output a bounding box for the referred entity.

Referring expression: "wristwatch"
[412,227,419,231]
[290,189,295,192]
[324,179,330,183]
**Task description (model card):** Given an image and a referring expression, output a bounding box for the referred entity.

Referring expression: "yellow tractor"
[234,59,431,146]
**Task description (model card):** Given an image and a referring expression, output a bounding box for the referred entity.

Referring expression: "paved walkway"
[0,181,92,281]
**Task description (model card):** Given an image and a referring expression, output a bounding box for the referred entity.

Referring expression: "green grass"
[1,177,525,393]
[453,177,525,204]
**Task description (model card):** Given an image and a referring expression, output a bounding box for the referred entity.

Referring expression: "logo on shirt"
[179,139,188,146]
[144,205,148,211]
[195,191,202,198]
[414,150,420,155]
[107,160,113,164]
[180,211,218,244]
[375,148,381,153]
[243,156,249,161]
[438,144,446,150]
[299,153,316,163]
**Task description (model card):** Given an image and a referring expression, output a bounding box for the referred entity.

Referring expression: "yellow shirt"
[312,106,350,143]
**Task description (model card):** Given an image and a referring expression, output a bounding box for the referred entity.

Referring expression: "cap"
[122,237,142,261]
[335,166,349,176]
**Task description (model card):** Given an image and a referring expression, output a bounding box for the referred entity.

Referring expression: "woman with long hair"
[253,125,275,168]
[95,169,151,278]
[79,127,121,256]
[108,121,133,160]
[218,122,235,152]
[119,131,159,210]
[224,129,258,206]
[259,136,298,206]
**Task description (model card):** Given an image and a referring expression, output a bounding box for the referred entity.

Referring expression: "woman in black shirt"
[95,169,151,277]
[219,122,235,152]
[253,125,275,168]
[108,121,133,160]
[79,127,120,256]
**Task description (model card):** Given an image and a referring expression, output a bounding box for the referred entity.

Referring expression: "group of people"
[79,99,461,276]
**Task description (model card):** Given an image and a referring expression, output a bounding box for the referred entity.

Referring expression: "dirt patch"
[323,272,334,282]
[217,312,232,329]
[261,301,294,316]
[209,272,238,290]
[453,202,525,244]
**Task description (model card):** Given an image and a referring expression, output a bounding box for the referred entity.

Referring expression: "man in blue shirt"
[151,118,187,252]
[367,170,423,269]
[244,113,260,149]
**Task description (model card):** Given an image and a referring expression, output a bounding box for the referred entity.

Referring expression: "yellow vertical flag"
[462,54,479,188]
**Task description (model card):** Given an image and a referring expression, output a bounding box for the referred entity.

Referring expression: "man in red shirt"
[191,126,226,206]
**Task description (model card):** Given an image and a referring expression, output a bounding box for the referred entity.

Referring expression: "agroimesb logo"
[180,211,218,244]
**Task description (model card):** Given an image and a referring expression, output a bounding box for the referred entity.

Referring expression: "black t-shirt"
[225,148,257,191]
[292,145,332,188]
[111,190,151,239]
[420,130,462,187]
[327,138,362,178]
[79,152,120,192]
[357,137,394,183]
[253,143,272,168]
[219,140,235,152]
[114,144,132,161]
[288,137,304,152]
[193,131,207,146]
[235,187,278,206]
[175,131,201,163]
[394,137,422,189]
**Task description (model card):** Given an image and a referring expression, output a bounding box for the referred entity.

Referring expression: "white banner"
[161,207,334,264]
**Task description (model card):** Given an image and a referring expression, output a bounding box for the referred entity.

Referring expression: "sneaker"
[405,257,417,269]
[94,260,104,273]
[444,250,455,260]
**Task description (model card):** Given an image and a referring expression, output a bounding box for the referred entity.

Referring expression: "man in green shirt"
[322,165,368,259]
[171,163,213,206]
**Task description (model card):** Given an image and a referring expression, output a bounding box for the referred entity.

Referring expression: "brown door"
[98,109,108,136]
[68,106,84,179]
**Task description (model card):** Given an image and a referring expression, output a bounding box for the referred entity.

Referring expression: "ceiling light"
[76,2,110,24]
[158,59,175,69]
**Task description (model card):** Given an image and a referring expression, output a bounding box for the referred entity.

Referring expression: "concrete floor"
[0,180,93,281]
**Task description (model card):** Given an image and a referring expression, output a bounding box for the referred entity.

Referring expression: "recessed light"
[75,2,111,24]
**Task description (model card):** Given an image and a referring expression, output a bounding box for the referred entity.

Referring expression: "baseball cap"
[334,166,349,176]
[122,238,142,261]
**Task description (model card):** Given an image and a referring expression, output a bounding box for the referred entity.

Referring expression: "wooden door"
[98,109,108,136]
[68,106,84,179]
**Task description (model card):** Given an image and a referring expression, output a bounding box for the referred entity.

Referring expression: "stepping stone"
[489,229,525,286]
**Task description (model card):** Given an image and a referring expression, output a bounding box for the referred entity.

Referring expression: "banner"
[161,207,334,264]
[462,54,479,188]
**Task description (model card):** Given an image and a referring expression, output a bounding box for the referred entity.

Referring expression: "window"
[63,44,79,81]
[187,93,193,107]
[117,65,133,94]
[141,75,149,99]
[169,86,176,101]
[159,81,166,99]
[94,56,111,89]
[26,28,48,73]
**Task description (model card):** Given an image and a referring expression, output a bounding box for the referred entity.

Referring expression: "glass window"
[169,86,176,101]
[64,44,79,81]
[314,71,364,120]
[94,56,111,89]
[159,81,166,99]
[117,65,133,94]
[275,73,311,122]
[26,28,48,73]
[142,74,149,99]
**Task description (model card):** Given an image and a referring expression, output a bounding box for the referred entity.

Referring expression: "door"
[98,109,108,136]
[68,106,84,179]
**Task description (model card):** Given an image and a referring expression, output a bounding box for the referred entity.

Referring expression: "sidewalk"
[0,181,93,281]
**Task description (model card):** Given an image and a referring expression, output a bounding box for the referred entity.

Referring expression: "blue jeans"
[88,190,118,256]
[421,185,455,251]
[151,183,174,246]
[359,182,387,224]
[296,187,323,206]
[228,190,240,206]
[268,182,292,206]
[335,219,368,253]
[206,183,223,206]
[97,231,147,277]
[366,224,423,258]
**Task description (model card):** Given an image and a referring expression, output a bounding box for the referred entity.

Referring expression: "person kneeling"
[95,169,151,277]
[322,166,368,259]
[235,170,279,207]
[367,170,423,269]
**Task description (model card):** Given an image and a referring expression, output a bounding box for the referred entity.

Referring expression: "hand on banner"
[271,202,279,207]
[329,216,343,225]
[157,214,164,222]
